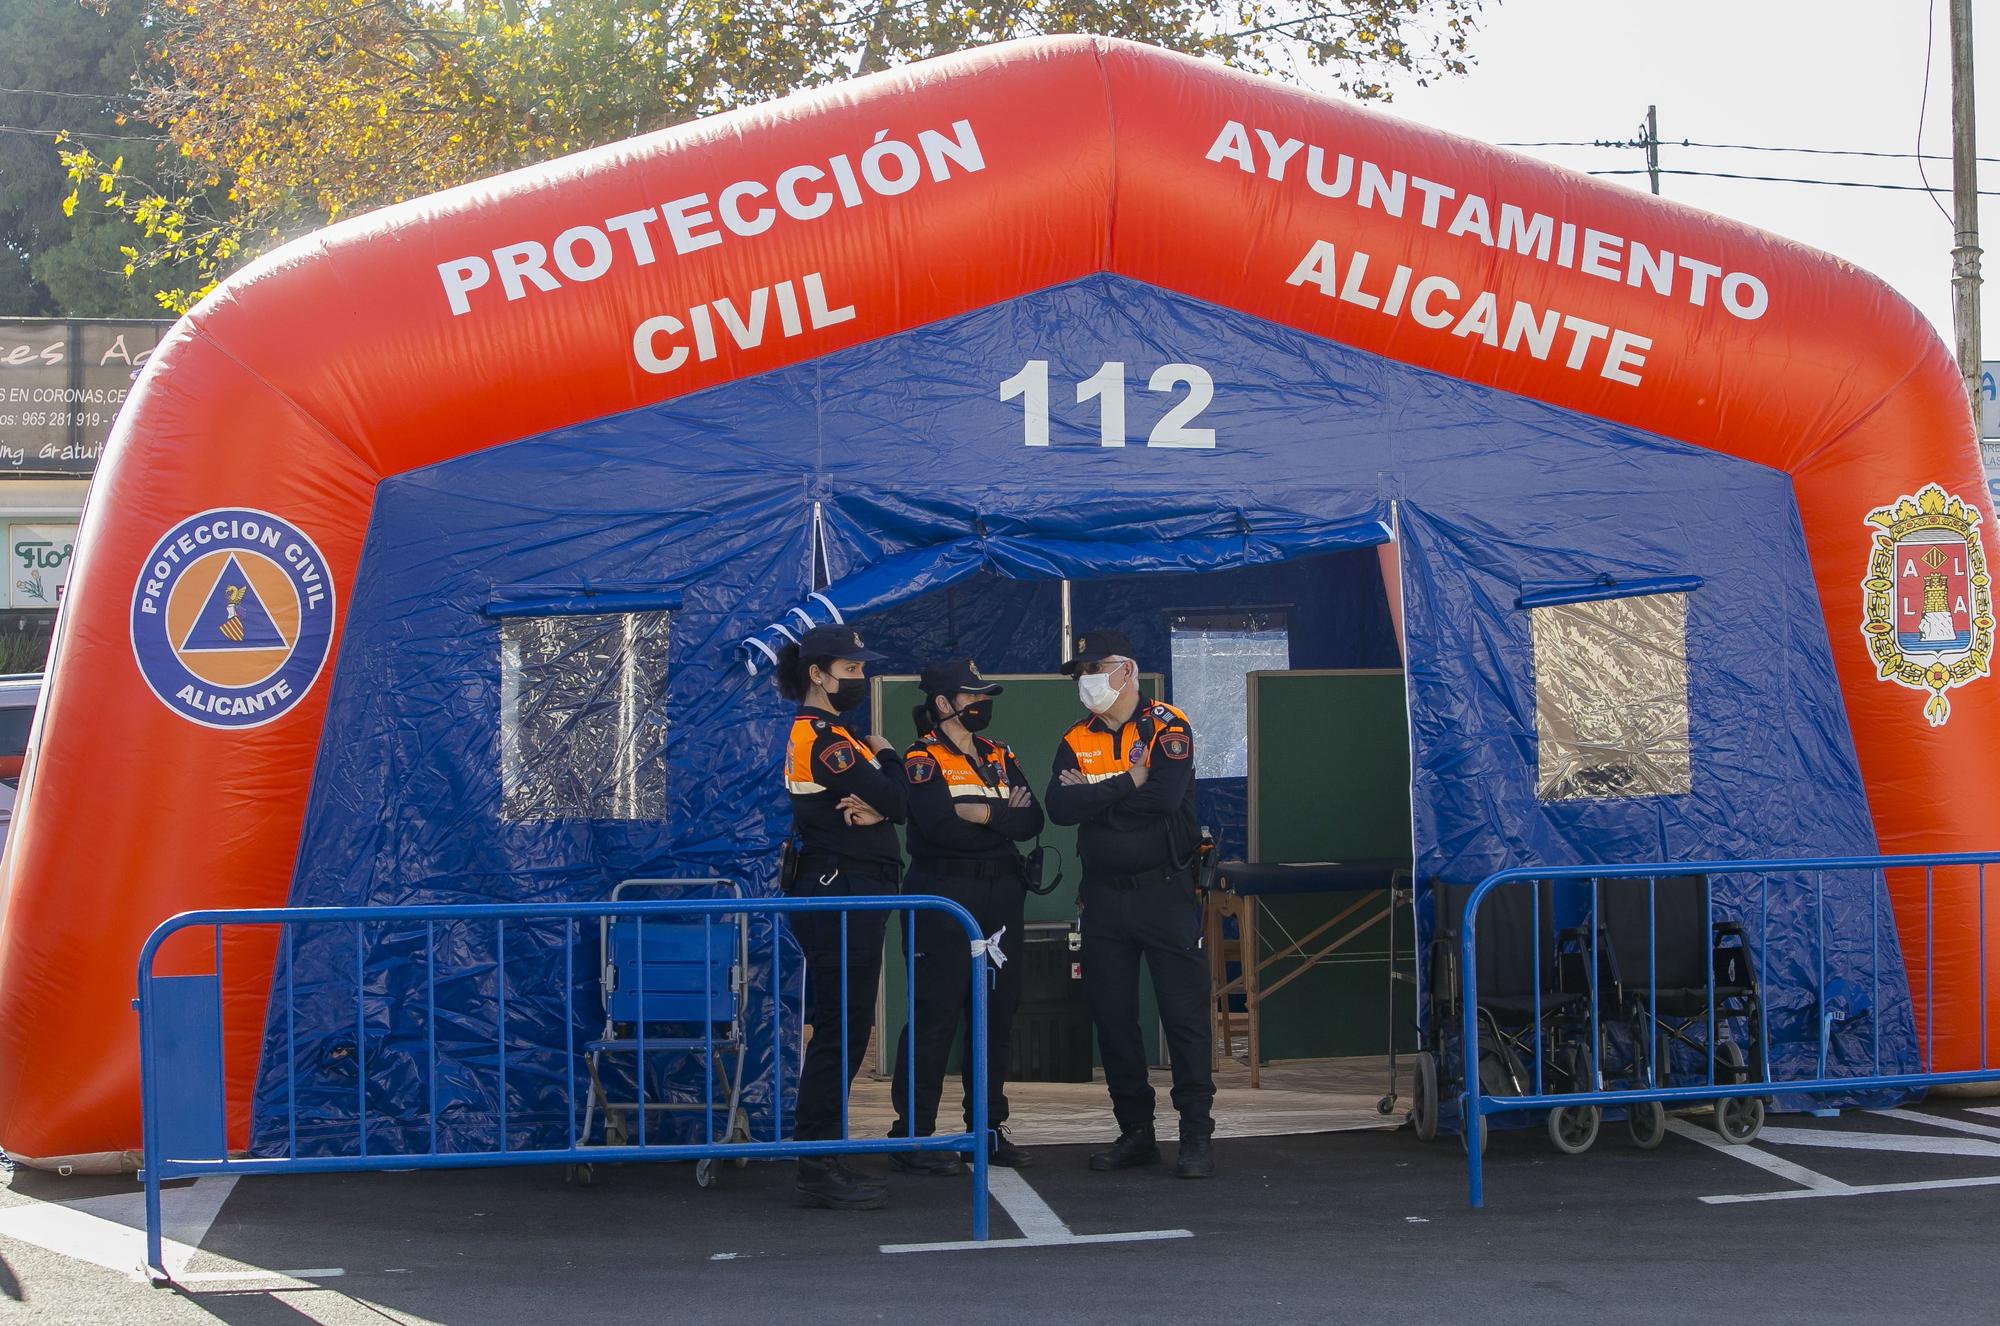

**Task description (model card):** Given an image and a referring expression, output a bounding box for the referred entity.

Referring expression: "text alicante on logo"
[130,508,336,729]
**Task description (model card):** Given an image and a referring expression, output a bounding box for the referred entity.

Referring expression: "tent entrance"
[833,543,1415,1139]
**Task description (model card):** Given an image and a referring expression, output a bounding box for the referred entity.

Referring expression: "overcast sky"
[1352,0,1999,355]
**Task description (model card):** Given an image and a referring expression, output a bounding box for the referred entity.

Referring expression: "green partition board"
[1245,669,1416,1061]
[871,674,1161,1074]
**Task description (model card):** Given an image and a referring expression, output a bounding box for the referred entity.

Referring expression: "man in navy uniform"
[1045,629,1215,1179]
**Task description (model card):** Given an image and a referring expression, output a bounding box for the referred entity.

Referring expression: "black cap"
[798,623,886,662]
[1061,628,1136,677]
[919,658,1004,697]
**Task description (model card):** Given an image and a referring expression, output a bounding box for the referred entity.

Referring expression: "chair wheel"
[1458,1112,1487,1156]
[695,1159,718,1188]
[1548,1105,1601,1155]
[1714,1095,1765,1145]
[1412,1051,1440,1143]
[1377,1094,1397,1116]
[565,1163,596,1187]
[1626,1100,1667,1150]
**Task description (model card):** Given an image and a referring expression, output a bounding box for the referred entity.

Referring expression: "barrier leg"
[970,944,990,1242]
[143,1164,166,1285]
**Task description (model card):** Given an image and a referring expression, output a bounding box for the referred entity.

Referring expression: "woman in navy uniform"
[776,623,906,1210]
[889,660,1043,1174]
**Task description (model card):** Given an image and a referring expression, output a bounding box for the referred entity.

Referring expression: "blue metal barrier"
[135,890,992,1282]
[1459,852,2000,1208]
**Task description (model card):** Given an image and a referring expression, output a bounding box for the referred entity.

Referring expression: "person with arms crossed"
[776,624,907,1210]
[889,659,1043,1174]
[1045,629,1216,1179]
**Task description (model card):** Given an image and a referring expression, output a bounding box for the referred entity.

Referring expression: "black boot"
[1088,1124,1161,1171]
[796,1156,889,1210]
[1175,1130,1215,1179]
[988,1125,1032,1169]
[887,1123,966,1175]
[890,1147,966,1176]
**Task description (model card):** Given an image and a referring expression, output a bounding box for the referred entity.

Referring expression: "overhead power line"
[0,123,163,144]
[1501,137,2000,165]
[0,85,136,103]
[1587,166,2000,197]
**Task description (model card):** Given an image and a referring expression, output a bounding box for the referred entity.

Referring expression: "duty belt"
[1088,865,1185,891]
[910,856,1021,882]
[799,856,902,885]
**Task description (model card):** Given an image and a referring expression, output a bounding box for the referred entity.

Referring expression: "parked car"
[0,674,41,784]
[0,674,43,854]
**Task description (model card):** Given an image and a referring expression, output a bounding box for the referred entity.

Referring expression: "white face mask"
[1078,669,1121,715]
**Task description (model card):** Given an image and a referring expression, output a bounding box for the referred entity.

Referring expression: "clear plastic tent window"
[1530,592,1691,802]
[497,612,670,821]
[1169,618,1291,780]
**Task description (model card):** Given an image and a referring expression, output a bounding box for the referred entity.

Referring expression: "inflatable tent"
[1,36,1996,1162]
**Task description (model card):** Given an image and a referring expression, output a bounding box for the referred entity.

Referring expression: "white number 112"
[998,360,1216,449]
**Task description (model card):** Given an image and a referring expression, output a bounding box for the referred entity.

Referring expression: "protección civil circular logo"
[130,508,336,729]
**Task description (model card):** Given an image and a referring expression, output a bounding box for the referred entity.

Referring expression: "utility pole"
[1949,0,1982,421]
[1644,105,1661,196]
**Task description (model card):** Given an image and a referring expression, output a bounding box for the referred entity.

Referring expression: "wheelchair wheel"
[1412,1051,1440,1142]
[1715,1095,1765,1145]
[565,1163,596,1187]
[695,1158,718,1189]
[1548,1105,1600,1155]
[1626,1100,1667,1150]
[1713,1041,1765,1144]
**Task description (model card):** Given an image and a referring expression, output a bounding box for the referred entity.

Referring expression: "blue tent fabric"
[249,273,1917,1154]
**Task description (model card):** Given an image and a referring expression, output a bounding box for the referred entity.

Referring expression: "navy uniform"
[1045,628,1215,1178]
[780,627,907,1181]
[890,660,1043,1173]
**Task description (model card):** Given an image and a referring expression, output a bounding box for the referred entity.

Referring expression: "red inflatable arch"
[0,36,1994,1161]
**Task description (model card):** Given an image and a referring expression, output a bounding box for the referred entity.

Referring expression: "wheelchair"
[1412,880,1608,1155]
[1595,874,1769,1144]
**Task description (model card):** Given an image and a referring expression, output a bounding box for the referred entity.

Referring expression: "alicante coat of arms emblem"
[1862,484,1993,726]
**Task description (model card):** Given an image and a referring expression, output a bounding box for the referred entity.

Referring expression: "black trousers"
[890,871,1025,1135]
[1081,873,1215,1135]
[786,867,890,1143]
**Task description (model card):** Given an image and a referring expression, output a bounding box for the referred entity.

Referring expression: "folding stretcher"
[1204,859,1414,1092]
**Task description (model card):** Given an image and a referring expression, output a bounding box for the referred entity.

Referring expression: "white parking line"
[1868,1108,2000,1142]
[1666,1120,1849,1193]
[1690,1110,2000,1205]
[176,1268,348,1284]
[984,1169,1072,1241]
[1701,1174,2000,1205]
[880,1168,1193,1255]
[1754,1125,2000,1158]
[0,1177,242,1282]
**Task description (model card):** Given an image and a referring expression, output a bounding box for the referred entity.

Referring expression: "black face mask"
[823,675,868,713]
[947,699,994,733]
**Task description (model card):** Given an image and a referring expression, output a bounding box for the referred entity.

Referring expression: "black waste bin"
[1008,924,1092,1083]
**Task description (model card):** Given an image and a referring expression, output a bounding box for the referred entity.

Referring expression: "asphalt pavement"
[3,1101,1999,1324]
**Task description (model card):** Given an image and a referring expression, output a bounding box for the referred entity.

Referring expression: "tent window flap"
[498,611,670,821]
[1530,591,1691,802]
